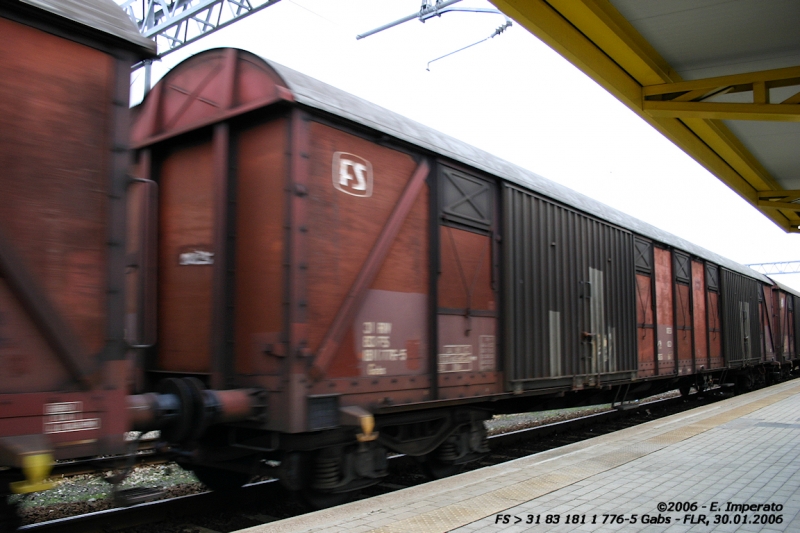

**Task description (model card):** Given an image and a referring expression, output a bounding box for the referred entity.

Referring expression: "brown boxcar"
[0,0,154,511]
[125,48,800,501]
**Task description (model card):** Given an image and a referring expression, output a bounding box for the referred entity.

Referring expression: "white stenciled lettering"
[360,321,403,373]
[376,336,391,348]
[179,250,214,265]
[438,345,476,373]
[367,364,387,375]
[333,152,373,197]
[44,402,82,415]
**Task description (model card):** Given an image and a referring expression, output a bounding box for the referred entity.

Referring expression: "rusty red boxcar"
[0,0,154,521]
[3,8,800,514]
[124,48,800,504]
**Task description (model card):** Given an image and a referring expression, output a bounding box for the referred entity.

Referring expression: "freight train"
[2,0,799,523]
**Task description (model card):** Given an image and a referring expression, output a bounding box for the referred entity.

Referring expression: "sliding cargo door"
[673,252,693,375]
[634,239,656,378]
[692,260,709,371]
[706,265,724,369]
[157,139,216,374]
[760,286,775,362]
[502,186,636,392]
[720,269,761,366]
[786,296,796,360]
[436,166,499,399]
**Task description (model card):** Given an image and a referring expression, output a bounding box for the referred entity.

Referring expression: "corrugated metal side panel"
[503,186,636,388]
[691,261,708,370]
[793,295,800,359]
[761,286,775,360]
[720,269,761,366]
[788,296,796,359]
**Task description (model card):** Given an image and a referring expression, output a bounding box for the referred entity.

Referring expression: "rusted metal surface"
[352,290,428,378]
[210,122,232,389]
[0,232,90,391]
[310,151,430,380]
[233,119,288,377]
[0,389,128,460]
[437,315,500,395]
[653,247,675,374]
[635,273,656,377]
[285,109,311,434]
[0,17,113,374]
[674,283,693,375]
[707,290,724,369]
[127,47,797,452]
[0,4,147,465]
[438,227,494,313]
[691,261,709,370]
[305,122,430,382]
[634,238,656,378]
[308,375,431,403]
[0,280,71,393]
[437,166,499,395]
[131,49,291,147]
[157,139,215,373]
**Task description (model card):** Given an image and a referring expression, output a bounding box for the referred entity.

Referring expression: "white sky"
[131,0,800,291]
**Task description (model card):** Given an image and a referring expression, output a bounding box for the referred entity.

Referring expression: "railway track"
[16,390,727,533]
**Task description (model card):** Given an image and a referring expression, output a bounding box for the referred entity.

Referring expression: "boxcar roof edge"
[16,0,156,55]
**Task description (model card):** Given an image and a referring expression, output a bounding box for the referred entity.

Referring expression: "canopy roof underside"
[491,0,800,233]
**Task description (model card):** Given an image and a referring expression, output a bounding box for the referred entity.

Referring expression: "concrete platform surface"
[240,379,800,533]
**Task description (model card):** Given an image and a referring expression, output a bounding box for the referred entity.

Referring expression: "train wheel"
[191,466,252,492]
[679,385,692,397]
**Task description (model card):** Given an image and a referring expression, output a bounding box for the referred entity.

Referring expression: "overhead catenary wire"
[426,19,511,70]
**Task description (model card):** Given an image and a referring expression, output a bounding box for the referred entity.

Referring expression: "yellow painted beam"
[758,200,800,211]
[490,0,795,232]
[643,65,800,97]
[489,0,643,109]
[759,190,800,199]
[783,91,800,105]
[683,119,780,193]
[545,0,678,86]
[673,89,716,102]
[644,101,800,121]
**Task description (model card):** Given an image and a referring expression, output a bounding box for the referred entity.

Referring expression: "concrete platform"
[240,379,800,533]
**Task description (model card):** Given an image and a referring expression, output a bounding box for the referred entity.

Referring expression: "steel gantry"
[747,261,800,276]
[118,0,281,57]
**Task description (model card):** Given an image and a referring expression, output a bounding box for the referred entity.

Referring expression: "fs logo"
[333,152,373,197]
